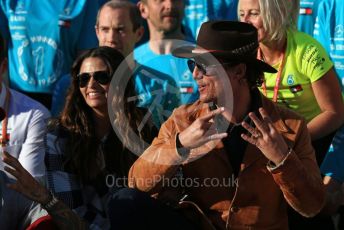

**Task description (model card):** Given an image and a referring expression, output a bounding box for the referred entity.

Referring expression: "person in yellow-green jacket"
[238,0,344,166]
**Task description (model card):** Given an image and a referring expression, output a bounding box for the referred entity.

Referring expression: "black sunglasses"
[187,60,206,74]
[187,59,237,75]
[77,70,111,88]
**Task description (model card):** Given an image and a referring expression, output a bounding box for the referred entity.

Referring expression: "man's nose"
[108,29,119,42]
[192,66,203,80]
[164,0,172,9]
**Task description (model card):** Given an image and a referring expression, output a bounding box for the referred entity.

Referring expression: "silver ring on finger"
[253,131,262,138]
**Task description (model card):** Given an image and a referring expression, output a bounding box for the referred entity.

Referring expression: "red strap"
[258,48,286,103]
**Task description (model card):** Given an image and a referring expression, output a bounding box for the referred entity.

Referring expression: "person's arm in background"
[298,32,344,140]
[309,68,344,140]
[2,151,88,230]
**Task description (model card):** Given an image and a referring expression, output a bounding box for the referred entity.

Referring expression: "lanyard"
[258,48,286,103]
[1,87,10,147]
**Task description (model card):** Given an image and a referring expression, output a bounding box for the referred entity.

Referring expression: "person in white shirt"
[0,32,50,181]
[0,108,49,229]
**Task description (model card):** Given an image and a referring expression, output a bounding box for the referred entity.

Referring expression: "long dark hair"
[49,47,153,183]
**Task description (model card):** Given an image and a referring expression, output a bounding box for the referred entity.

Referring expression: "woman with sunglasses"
[2,46,156,229]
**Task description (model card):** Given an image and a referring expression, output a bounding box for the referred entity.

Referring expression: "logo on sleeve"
[299,8,312,15]
[303,45,326,71]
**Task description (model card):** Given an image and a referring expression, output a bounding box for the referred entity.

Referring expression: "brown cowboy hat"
[173,21,277,73]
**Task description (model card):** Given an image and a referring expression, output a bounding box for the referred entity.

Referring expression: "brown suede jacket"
[128,96,325,230]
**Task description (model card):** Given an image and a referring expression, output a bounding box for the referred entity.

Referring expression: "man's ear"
[138,1,148,19]
[95,7,102,40]
[233,63,247,79]
[135,26,145,43]
[95,25,100,40]
[230,63,249,86]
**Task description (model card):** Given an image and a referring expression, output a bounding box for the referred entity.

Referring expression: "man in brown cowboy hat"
[108,21,325,229]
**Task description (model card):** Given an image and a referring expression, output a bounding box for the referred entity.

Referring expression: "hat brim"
[172,46,277,73]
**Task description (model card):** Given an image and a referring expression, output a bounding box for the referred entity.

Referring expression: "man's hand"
[241,108,289,165]
[2,151,50,204]
[178,107,228,149]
